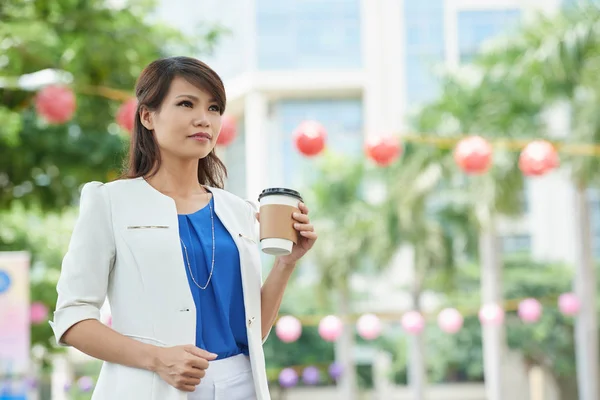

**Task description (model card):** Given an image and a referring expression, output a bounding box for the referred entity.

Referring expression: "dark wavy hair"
[122,56,228,188]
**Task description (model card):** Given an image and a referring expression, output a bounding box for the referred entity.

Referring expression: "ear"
[139,106,154,131]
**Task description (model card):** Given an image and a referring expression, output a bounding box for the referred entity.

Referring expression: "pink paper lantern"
[116,98,138,134]
[401,311,425,335]
[30,301,49,325]
[518,298,543,323]
[102,313,112,328]
[318,315,343,342]
[479,303,505,326]
[35,85,76,124]
[356,313,382,340]
[558,292,580,316]
[275,315,302,343]
[437,308,464,334]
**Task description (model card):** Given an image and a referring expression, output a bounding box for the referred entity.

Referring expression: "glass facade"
[256,0,362,70]
[457,9,521,63]
[587,189,600,258]
[502,234,531,254]
[267,99,363,190]
[563,0,600,6]
[403,0,446,106]
[154,0,252,80]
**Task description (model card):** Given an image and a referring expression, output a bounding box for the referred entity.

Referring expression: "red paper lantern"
[116,98,138,133]
[519,140,559,176]
[218,115,237,146]
[454,136,493,174]
[35,85,76,124]
[293,120,327,157]
[365,136,402,166]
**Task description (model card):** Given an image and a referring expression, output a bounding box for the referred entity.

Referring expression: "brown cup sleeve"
[259,204,300,244]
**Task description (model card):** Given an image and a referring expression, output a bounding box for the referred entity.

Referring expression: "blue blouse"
[178,197,248,359]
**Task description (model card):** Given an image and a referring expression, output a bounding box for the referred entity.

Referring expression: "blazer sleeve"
[49,182,116,346]
[245,199,272,344]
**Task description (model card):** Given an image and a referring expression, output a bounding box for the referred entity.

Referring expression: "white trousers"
[188,354,257,400]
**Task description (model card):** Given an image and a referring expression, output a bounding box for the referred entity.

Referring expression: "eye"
[209,105,220,112]
[177,100,193,108]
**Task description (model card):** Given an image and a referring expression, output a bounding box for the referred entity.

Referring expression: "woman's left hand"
[256,202,317,266]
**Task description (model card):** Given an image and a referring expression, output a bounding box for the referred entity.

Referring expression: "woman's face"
[140,76,222,160]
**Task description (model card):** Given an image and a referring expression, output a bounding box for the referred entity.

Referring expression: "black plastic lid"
[258,188,303,202]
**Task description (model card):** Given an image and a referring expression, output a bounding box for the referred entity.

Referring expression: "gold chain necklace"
[180,199,215,290]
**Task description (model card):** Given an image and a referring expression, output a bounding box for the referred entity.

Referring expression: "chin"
[187,149,213,160]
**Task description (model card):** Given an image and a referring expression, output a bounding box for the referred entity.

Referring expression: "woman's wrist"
[143,344,163,372]
[276,257,297,269]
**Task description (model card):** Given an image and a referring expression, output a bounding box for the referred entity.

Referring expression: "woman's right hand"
[152,345,217,392]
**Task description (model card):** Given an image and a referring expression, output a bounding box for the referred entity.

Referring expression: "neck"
[146,155,205,197]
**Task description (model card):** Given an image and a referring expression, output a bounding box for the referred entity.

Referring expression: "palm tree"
[472,4,600,398]
[367,145,477,400]
[304,151,382,400]
[410,61,540,400]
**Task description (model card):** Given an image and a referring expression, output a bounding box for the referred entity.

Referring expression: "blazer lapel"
[209,189,262,328]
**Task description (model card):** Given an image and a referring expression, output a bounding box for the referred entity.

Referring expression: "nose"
[192,111,210,128]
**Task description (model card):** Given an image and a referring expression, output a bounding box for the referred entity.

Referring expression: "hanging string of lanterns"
[291,121,562,176]
[22,290,580,390]
[30,85,240,147]
[272,292,581,345]
[26,84,596,166]
[267,292,581,388]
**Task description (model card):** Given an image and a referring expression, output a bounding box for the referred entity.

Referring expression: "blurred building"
[154,0,593,295]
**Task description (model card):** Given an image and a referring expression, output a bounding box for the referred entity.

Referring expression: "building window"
[267,99,363,189]
[587,189,600,258]
[403,0,446,106]
[502,234,531,254]
[457,9,521,64]
[256,0,362,70]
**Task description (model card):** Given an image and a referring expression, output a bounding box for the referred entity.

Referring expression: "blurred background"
[2,0,600,399]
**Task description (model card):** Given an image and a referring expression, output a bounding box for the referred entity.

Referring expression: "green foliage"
[0,0,224,211]
[446,257,578,380]
[0,0,224,368]
[383,257,581,386]
[304,151,380,301]
[1,203,78,360]
[262,280,336,384]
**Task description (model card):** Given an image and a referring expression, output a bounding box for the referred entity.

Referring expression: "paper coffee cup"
[258,188,303,256]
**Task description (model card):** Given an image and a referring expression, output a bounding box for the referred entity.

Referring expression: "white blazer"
[49,177,271,400]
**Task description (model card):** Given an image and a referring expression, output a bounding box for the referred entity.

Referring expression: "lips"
[189,132,212,139]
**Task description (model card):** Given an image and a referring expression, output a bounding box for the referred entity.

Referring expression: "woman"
[49,56,317,400]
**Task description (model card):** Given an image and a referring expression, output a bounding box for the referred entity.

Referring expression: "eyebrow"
[175,94,217,102]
